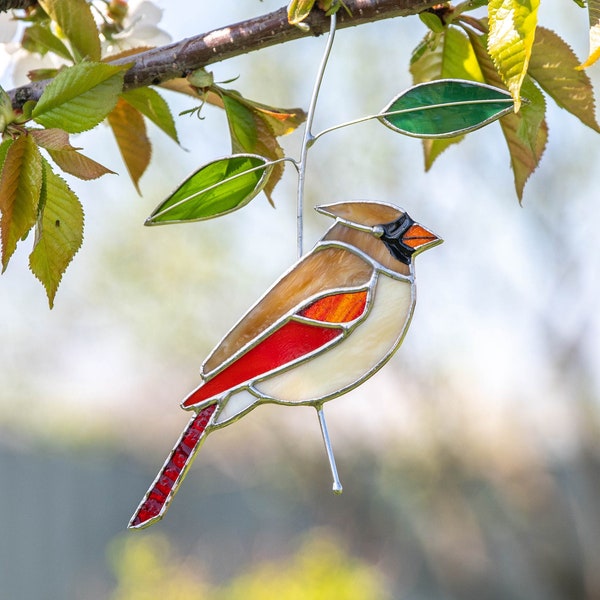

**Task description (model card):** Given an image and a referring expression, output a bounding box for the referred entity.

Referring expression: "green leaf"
[529,27,600,132]
[419,12,445,33]
[468,27,547,200]
[29,158,84,308]
[32,62,128,133]
[146,154,274,225]
[38,0,101,61]
[288,0,317,25]
[488,0,540,111]
[0,85,16,132]
[580,0,600,67]
[21,23,74,61]
[0,135,43,271]
[219,90,299,204]
[221,93,258,151]
[0,138,13,172]
[107,99,151,194]
[120,87,179,143]
[379,79,515,138]
[222,92,306,138]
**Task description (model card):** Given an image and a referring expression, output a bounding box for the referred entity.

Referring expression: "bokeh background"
[2,1,600,598]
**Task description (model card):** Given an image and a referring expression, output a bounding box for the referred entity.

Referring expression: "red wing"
[182,289,368,408]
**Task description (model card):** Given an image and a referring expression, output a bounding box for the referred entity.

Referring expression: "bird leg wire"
[295,13,343,494]
[317,405,343,494]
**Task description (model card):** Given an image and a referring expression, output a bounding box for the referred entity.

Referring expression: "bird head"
[316,201,442,265]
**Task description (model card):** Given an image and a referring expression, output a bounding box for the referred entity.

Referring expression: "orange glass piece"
[401,224,438,248]
[300,290,368,323]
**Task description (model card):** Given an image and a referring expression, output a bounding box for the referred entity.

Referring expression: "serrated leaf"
[529,27,600,132]
[29,158,83,307]
[379,79,515,138]
[488,0,540,111]
[30,127,116,180]
[0,135,43,271]
[220,90,291,204]
[222,93,258,151]
[49,149,115,180]
[580,0,600,67]
[107,99,151,194]
[27,68,62,82]
[229,94,306,138]
[0,138,13,172]
[29,128,73,150]
[160,78,199,98]
[410,27,485,167]
[146,154,274,225]
[120,87,179,143]
[419,12,445,33]
[0,85,16,131]
[32,62,128,133]
[468,27,547,200]
[21,23,74,61]
[38,0,101,61]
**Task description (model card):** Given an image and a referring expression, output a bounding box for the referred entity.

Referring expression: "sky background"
[1,0,598,449]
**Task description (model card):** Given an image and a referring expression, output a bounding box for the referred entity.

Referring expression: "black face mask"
[378,213,416,265]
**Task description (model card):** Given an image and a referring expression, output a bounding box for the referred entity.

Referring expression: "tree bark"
[0,0,36,11]
[7,0,440,109]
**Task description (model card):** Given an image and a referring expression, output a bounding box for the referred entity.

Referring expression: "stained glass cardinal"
[129,201,442,529]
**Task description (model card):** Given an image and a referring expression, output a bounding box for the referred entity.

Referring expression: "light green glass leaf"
[146,154,274,225]
[488,0,539,111]
[32,62,128,133]
[379,79,515,138]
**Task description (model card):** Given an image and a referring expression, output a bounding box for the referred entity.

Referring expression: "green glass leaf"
[379,79,515,138]
[146,154,274,225]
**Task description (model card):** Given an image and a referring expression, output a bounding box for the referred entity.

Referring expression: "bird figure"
[128,200,442,529]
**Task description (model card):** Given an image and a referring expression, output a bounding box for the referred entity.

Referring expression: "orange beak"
[401,223,443,253]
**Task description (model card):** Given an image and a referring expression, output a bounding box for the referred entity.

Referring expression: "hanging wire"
[296,12,338,258]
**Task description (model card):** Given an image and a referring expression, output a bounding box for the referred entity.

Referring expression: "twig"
[7,0,441,109]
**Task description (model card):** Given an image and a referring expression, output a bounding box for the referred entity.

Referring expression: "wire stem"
[296,12,337,258]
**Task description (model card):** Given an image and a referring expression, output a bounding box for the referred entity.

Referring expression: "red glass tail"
[128,404,217,529]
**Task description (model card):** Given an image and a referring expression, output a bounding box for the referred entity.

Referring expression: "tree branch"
[7,0,440,109]
[0,0,36,11]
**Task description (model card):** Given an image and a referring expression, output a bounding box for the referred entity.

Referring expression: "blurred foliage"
[109,534,210,599]
[108,530,388,600]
